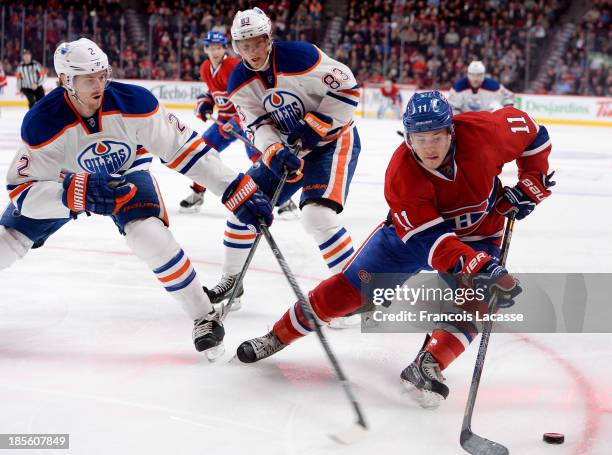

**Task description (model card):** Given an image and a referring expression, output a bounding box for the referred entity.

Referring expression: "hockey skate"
[179,185,205,213]
[193,310,225,361]
[236,330,287,363]
[400,350,449,409]
[276,198,300,220]
[204,273,244,312]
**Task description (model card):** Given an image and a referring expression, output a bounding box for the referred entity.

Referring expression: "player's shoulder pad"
[200,59,211,73]
[225,55,241,68]
[452,77,470,92]
[481,77,501,91]
[227,61,257,97]
[102,81,159,116]
[385,142,434,192]
[453,110,496,132]
[21,86,77,147]
[274,41,321,74]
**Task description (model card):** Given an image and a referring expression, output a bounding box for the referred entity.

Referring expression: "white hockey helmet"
[231,7,272,55]
[467,60,486,75]
[54,38,111,95]
[467,60,485,87]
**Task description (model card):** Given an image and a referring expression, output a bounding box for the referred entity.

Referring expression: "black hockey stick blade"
[461,429,509,455]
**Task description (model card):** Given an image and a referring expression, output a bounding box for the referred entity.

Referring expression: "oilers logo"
[77,140,132,174]
[263,91,305,134]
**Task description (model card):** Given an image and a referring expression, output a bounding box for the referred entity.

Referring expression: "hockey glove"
[194,93,214,120]
[61,172,137,216]
[222,173,273,232]
[460,251,522,308]
[262,143,304,183]
[496,172,555,220]
[218,116,241,139]
[287,111,333,149]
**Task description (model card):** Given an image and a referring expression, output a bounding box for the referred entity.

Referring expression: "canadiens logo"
[213,95,231,107]
[263,91,305,135]
[441,178,499,234]
[77,140,132,174]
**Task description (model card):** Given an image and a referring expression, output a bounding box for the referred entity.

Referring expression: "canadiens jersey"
[199,55,240,120]
[227,41,360,155]
[6,82,236,220]
[381,84,400,102]
[447,77,514,113]
[385,107,552,273]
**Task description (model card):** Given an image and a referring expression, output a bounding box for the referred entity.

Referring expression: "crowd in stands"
[0,0,316,81]
[539,0,610,96]
[334,0,570,92]
[0,0,609,96]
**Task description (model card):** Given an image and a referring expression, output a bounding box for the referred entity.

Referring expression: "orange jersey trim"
[166,138,204,169]
[9,182,34,201]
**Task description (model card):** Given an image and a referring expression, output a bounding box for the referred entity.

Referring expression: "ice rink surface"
[0,106,611,454]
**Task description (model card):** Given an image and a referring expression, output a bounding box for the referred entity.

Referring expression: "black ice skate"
[400,350,449,409]
[193,310,225,361]
[276,199,300,219]
[236,331,287,363]
[204,273,244,311]
[179,185,205,212]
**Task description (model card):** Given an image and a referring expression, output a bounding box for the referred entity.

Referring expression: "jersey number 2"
[17,156,30,177]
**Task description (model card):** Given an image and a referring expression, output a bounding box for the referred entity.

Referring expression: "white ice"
[0,106,611,455]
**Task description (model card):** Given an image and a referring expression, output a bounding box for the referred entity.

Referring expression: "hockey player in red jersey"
[377,79,402,119]
[235,91,555,408]
[180,31,260,212]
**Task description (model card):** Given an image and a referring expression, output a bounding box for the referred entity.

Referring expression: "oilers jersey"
[447,76,514,114]
[6,82,237,219]
[227,41,360,155]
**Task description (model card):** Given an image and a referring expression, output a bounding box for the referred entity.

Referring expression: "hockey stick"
[205,112,264,151]
[257,221,368,444]
[460,213,516,455]
[210,119,300,318]
[220,170,289,318]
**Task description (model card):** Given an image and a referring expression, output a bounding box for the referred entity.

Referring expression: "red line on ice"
[516,334,601,455]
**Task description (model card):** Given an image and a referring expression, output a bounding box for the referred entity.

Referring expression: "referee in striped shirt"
[16,49,47,109]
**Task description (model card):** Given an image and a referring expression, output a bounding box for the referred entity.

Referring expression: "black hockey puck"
[543,433,565,444]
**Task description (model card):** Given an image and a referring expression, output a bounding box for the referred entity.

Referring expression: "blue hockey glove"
[287,111,333,149]
[262,143,304,183]
[222,173,273,232]
[195,93,214,120]
[496,172,555,220]
[460,251,522,308]
[218,116,241,139]
[61,172,137,216]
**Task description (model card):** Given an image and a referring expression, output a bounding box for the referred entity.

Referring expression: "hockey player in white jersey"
[0,38,273,358]
[447,61,514,113]
[205,7,361,323]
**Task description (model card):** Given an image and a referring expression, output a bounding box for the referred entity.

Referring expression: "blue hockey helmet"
[203,31,227,47]
[403,91,453,135]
